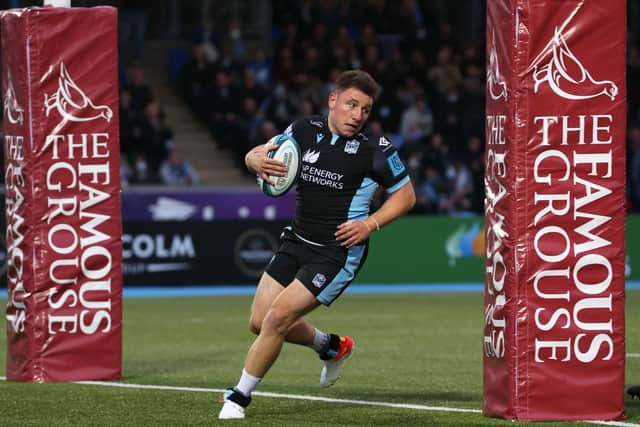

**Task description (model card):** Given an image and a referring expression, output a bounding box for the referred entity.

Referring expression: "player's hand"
[335,219,370,248]
[245,143,287,185]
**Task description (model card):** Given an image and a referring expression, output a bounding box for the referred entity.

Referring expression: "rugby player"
[219,70,415,419]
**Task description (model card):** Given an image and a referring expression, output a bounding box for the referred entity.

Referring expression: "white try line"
[1,377,639,426]
[627,354,640,358]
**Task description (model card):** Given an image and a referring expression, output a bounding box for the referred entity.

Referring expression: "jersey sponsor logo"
[344,140,360,154]
[387,152,406,177]
[300,164,344,189]
[303,149,320,164]
[316,133,324,143]
[312,273,326,288]
[533,26,618,101]
[309,119,324,128]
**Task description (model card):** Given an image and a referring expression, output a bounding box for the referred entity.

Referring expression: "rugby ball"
[258,134,301,197]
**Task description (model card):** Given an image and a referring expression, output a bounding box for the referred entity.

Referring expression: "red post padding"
[484,0,626,420]
[2,6,122,382]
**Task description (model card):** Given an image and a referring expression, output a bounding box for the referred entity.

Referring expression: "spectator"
[119,0,147,62]
[227,18,247,61]
[399,96,434,141]
[461,135,485,212]
[159,150,199,186]
[180,45,215,120]
[414,164,448,214]
[433,84,465,145]
[192,17,221,64]
[238,69,268,106]
[263,82,298,130]
[428,45,462,95]
[207,70,242,149]
[119,88,141,162]
[441,156,475,215]
[138,101,173,174]
[127,153,155,185]
[125,64,153,111]
[272,47,300,87]
[245,47,272,88]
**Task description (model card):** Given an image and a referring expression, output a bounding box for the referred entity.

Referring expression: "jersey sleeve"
[370,135,411,193]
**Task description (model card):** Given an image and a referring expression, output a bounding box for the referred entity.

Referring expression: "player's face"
[327,87,373,137]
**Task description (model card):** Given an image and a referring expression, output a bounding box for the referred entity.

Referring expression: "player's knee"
[248,315,262,335]
[261,306,294,336]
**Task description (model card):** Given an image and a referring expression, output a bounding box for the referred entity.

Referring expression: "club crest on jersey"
[312,273,326,288]
[344,140,360,154]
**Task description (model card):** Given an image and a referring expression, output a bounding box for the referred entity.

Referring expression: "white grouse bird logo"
[533,27,618,101]
[4,70,24,125]
[487,30,508,101]
[44,62,113,127]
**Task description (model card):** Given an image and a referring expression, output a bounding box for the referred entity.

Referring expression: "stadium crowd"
[170,0,640,214]
[177,0,487,214]
[1,0,637,213]
[117,64,199,187]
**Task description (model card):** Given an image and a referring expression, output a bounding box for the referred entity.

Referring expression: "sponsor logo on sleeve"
[387,152,406,177]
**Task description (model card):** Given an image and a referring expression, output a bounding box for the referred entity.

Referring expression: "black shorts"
[265,228,369,306]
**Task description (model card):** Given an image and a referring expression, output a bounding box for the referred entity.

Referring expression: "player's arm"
[366,180,415,229]
[336,138,415,248]
[335,180,415,248]
[244,142,287,185]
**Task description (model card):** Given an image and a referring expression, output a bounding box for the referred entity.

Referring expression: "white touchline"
[627,354,640,358]
[73,380,480,414]
[1,377,639,426]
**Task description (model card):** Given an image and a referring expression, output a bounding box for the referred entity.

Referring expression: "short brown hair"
[334,70,380,101]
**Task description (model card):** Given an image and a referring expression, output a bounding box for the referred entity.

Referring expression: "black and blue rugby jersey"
[283,115,410,246]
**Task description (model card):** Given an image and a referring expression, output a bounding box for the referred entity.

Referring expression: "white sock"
[308,328,330,353]
[235,369,261,396]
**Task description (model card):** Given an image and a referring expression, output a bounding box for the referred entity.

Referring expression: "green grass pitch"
[1,291,639,426]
